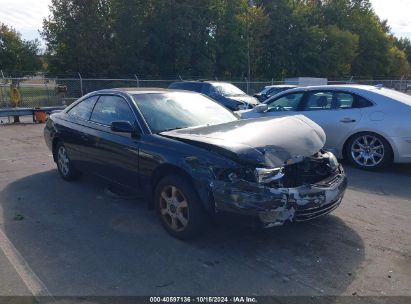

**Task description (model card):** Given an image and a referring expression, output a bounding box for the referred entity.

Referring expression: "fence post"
[400,75,405,91]
[271,78,274,85]
[134,74,140,87]
[43,74,50,106]
[0,70,4,107]
[245,77,249,94]
[78,72,84,96]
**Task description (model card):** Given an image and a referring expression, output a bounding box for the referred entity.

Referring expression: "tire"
[55,142,81,181]
[346,132,393,171]
[155,175,206,240]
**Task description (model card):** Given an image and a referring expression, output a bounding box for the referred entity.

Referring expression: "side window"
[68,96,98,120]
[304,91,333,111]
[354,95,374,108]
[90,95,135,126]
[266,93,304,112]
[334,92,355,109]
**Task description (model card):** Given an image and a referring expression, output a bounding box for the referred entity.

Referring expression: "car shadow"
[341,162,411,200]
[0,170,364,296]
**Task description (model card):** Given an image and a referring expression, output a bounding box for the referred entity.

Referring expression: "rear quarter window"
[67,96,98,120]
[353,95,374,108]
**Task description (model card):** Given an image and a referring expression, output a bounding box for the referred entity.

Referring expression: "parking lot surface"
[0,120,410,297]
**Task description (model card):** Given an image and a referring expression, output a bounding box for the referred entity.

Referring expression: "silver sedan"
[238,85,411,170]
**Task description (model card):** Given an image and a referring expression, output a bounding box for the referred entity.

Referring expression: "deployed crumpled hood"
[161,115,326,168]
[226,95,259,106]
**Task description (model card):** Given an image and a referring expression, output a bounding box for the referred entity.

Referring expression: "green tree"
[246,5,270,79]
[143,0,215,77]
[42,0,115,75]
[394,37,411,65]
[0,23,41,73]
[41,0,411,79]
[111,0,151,75]
[321,25,359,77]
[209,0,247,78]
[258,0,297,78]
[387,46,410,77]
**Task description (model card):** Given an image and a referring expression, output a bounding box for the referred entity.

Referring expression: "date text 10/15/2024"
[150,297,257,303]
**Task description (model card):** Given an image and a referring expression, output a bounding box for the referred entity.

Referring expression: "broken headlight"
[254,167,284,184]
[326,152,339,171]
[213,167,256,182]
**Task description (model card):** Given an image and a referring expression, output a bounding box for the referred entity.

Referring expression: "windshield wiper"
[161,127,185,132]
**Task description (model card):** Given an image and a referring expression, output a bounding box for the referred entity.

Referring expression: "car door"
[88,94,141,189]
[61,95,99,171]
[300,90,363,151]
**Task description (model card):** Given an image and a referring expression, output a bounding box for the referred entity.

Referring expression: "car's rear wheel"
[346,132,392,170]
[55,142,81,181]
[155,175,206,240]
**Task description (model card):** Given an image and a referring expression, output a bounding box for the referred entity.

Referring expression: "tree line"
[2,0,411,79]
[0,23,42,74]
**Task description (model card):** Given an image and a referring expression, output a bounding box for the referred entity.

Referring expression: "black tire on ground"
[155,174,207,240]
[346,132,393,171]
[55,142,81,181]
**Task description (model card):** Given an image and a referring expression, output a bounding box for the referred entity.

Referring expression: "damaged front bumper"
[211,165,347,227]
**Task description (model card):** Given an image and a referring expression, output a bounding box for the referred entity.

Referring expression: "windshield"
[133,92,238,133]
[211,83,246,97]
[260,87,272,95]
[261,86,294,96]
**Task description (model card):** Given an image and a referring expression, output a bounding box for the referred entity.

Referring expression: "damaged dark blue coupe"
[44,88,347,239]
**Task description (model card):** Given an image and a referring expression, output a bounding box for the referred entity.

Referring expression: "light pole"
[247,0,255,94]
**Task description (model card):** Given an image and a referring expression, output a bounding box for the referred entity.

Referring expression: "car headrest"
[316,96,328,108]
[331,96,341,109]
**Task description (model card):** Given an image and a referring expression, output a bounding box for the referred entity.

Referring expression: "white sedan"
[238,85,411,170]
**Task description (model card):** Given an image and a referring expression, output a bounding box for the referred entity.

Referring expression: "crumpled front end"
[211,152,347,227]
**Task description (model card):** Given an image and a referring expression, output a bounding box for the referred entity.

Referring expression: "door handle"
[340,118,356,123]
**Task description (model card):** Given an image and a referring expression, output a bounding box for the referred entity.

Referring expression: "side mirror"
[254,103,268,113]
[110,121,135,133]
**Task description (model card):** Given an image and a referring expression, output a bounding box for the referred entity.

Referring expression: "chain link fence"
[0,75,410,109]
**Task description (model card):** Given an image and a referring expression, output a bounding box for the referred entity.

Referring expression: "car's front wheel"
[55,142,81,181]
[155,175,206,240]
[346,132,392,170]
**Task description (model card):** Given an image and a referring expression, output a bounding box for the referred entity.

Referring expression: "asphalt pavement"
[0,119,410,298]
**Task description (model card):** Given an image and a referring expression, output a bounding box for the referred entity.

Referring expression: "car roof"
[264,85,297,88]
[96,87,197,95]
[288,84,403,91]
[170,80,232,85]
[266,84,411,107]
[271,84,389,94]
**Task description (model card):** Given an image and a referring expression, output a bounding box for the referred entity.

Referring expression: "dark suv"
[168,81,259,110]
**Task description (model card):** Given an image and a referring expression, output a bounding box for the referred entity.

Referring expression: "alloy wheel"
[57,145,70,176]
[159,185,189,232]
[351,135,385,167]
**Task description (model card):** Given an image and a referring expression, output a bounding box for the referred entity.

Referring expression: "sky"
[0,0,410,46]
[371,0,411,41]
